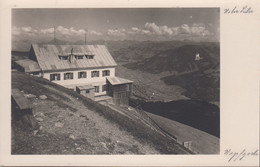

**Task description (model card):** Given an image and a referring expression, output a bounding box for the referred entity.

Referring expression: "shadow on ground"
[130,99,220,138]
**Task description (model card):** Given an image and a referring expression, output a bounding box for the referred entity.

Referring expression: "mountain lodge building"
[14,44,133,106]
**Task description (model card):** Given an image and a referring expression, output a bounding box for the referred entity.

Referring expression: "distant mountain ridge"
[12,38,145,52]
[123,44,219,74]
[108,41,220,102]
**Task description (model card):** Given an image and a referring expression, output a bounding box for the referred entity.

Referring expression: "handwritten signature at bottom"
[224,149,259,162]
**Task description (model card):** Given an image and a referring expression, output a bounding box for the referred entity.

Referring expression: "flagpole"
[54,26,56,44]
[85,29,87,45]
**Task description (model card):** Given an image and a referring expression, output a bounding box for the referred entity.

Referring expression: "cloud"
[144,22,161,35]
[12,26,21,35]
[90,30,103,36]
[143,22,176,36]
[56,26,84,36]
[190,23,208,36]
[176,23,211,36]
[41,28,54,34]
[12,23,216,42]
[12,26,103,42]
[21,26,33,33]
[107,28,126,37]
[178,24,191,34]
[126,22,214,41]
[131,27,139,32]
[12,26,38,36]
[128,27,150,35]
[129,22,208,37]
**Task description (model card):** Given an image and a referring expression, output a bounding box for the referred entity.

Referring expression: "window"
[126,84,130,91]
[102,84,108,92]
[91,71,99,77]
[64,72,73,80]
[75,55,84,60]
[102,70,110,77]
[59,55,68,60]
[78,71,87,79]
[85,90,90,93]
[85,55,94,59]
[94,86,99,93]
[50,73,60,81]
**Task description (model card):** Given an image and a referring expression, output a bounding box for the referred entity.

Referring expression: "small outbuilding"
[106,77,133,107]
[76,85,95,100]
[13,59,42,77]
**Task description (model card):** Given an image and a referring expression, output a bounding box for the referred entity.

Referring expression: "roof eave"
[41,65,117,73]
[109,82,134,86]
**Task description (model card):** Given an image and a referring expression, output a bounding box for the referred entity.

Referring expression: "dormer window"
[75,55,84,60]
[85,55,94,59]
[58,55,69,60]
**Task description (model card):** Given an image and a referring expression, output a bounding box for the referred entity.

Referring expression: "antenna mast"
[54,26,57,44]
[85,29,87,45]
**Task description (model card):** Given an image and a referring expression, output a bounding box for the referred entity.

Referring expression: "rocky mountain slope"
[11,70,190,154]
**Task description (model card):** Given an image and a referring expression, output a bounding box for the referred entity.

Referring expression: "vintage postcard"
[0,0,259,166]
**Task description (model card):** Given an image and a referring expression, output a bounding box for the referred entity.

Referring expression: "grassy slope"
[12,70,190,154]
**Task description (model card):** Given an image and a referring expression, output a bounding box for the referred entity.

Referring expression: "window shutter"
[57,74,60,80]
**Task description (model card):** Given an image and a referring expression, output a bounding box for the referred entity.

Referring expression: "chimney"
[69,48,75,63]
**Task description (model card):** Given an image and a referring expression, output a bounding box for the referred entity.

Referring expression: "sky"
[12,8,220,42]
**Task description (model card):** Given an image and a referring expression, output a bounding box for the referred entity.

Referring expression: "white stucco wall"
[43,67,115,96]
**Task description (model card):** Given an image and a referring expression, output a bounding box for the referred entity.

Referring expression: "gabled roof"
[31,44,117,71]
[15,59,41,73]
[107,77,133,86]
